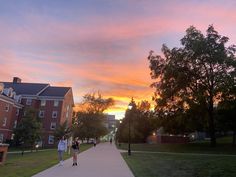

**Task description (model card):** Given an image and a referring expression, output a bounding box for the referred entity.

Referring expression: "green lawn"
[118,137,236,155]
[119,137,236,177]
[122,152,236,177]
[0,144,92,177]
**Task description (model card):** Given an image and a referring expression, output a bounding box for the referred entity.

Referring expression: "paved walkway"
[33,142,134,177]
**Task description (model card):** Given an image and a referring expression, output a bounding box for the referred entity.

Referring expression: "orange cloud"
[1,0,236,120]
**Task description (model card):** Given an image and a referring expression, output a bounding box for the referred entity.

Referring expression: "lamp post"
[128,103,133,156]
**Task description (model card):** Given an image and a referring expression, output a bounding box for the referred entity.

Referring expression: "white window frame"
[48,135,54,144]
[52,111,58,118]
[39,110,45,118]
[26,99,32,105]
[50,122,56,130]
[54,100,59,107]
[14,120,17,128]
[3,117,7,126]
[40,100,46,107]
[0,134,3,143]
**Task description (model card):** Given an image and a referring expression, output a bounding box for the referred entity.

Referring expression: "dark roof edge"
[36,84,50,96]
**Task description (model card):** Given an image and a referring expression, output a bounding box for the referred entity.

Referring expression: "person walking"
[71,139,80,166]
[93,139,96,147]
[58,136,67,166]
[110,138,112,144]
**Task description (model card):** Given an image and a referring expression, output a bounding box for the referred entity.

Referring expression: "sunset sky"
[1,0,236,119]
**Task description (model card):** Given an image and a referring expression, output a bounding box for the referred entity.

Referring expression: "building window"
[67,105,70,111]
[14,120,17,128]
[48,135,54,144]
[0,134,3,143]
[26,99,32,105]
[50,122,56,130]
[40,100,46,107]
[3,117,7,126]
[39,110,45,118]
[5,104,9,112]
[52,111,58,118]
[16,109,19,116]
[54,100,59,107]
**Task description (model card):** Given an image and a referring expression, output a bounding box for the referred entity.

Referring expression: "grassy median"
[0,144,92,177]
[118,136,236,155]
[119,137,236,177]
[122,152,236,177]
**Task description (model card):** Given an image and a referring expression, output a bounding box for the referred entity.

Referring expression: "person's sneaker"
[59,161,63,166]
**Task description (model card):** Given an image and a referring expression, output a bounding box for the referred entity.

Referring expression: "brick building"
[0,77,74,146]
[0,83,23,143]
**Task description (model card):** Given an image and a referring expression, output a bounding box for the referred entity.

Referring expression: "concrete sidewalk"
[33,142,134,177]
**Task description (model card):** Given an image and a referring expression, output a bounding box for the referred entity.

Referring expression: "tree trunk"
[233,130,236,147]
[208,101,216,147]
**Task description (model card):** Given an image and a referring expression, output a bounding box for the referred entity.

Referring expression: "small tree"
[13,108,42,153]
[54,120,72,140]
[73,92,114,141]
[116,100,155,143]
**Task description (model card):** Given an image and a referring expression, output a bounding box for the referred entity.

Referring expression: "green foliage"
[73,92,114,140]
[217,100,236,146]
[73,112,108,140]
[13,108,42,149]
[116,100,156,143]
[53,120,72,140]
[148,25,236,146]
[82,92,115,113]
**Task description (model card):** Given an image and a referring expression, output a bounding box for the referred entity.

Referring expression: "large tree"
[148,25,236,146]
[13,108,42,151]
[73,92,114,141]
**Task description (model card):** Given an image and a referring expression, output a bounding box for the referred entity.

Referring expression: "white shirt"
[58,140,67,151]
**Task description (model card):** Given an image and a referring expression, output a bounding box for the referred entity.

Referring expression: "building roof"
[2,82,49,95]
[39,86,71,97]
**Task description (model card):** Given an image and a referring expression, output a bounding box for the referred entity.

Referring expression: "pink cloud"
[2,0,236,119]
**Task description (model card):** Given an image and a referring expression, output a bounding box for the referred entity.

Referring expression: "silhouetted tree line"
[116,100,156,143]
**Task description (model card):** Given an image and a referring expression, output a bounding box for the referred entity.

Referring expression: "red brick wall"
[0,98,21,141]
[39,100,62,146]
[60,89,74,126]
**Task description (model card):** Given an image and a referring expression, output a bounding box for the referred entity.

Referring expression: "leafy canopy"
[148,25,236,146]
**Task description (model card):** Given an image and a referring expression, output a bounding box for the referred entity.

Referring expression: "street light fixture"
[128,102,133,156]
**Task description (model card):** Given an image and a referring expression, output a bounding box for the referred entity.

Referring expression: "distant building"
[0,77,74,146]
